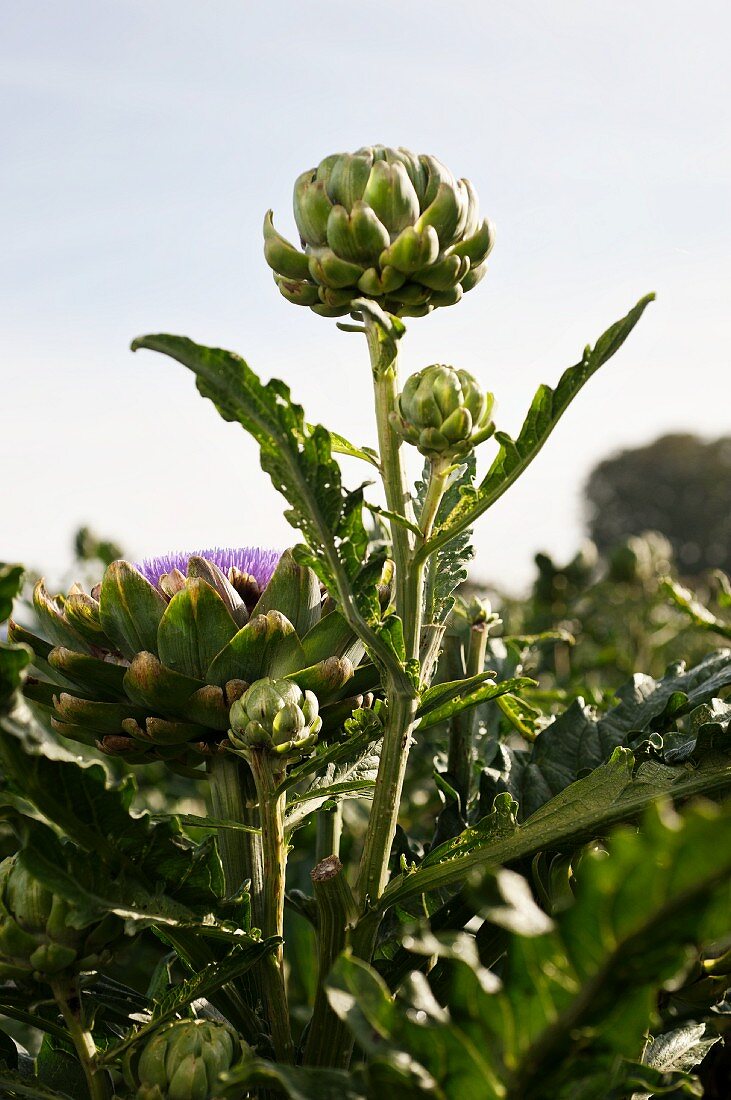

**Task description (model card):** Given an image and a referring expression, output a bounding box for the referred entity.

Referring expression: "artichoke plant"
[390,364,495,459]
[11,547,375,767]
[264,144,494,318]
[0,854,121,982]
[229,677,321,757]
[134,1018,239,1100]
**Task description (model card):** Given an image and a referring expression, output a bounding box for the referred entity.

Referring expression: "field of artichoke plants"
[2,146,730,1100]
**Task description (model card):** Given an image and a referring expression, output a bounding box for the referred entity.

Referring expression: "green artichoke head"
[229,677,321,757]
[264,145,494,319]
[13,548,372,767]
[135,1018,240,1100]
[0,855,121,983]
[390,364,495,459]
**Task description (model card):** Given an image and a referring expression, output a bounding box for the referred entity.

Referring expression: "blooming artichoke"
[229,678,321,757]
[264,145,494,318]
[11,548,375,766]
[0,855,121,983]
[390,364,495,459]
[134,1018,239,1100]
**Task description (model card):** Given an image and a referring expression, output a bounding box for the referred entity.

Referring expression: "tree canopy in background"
[585,433,731,575]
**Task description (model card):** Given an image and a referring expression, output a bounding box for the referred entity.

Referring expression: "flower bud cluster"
[135,1018,239,1100]
[229,677,321,758]
[391,364,495,460]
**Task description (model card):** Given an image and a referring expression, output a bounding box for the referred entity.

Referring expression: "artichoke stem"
[303,855,359,1068]
[316,803,343,862]
[419,456,452,632]
[248,750,294,1064]
[365,314,415,656]
[50,978,110,1100]
[447,619,490,810]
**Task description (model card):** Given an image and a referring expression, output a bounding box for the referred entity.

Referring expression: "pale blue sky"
[3,1,730,590]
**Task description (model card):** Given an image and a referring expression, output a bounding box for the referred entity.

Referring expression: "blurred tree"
[584,433,731,575]
[73,525,124,567]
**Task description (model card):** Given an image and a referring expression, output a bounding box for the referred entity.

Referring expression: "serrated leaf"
[380,741,731,910]
[481,649,731,819]
[334,800,731,1100]
[420,295,654,558]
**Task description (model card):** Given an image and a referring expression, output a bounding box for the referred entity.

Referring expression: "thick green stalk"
[303,856,359,1068]
[248,750,294,1064]
[316,804,342,863]
[366,318,414,644]
[447,619,490,808]
[355,688,419,908]
[207,754,263,916]
[355,323,445,914]
[51,979,109,1100]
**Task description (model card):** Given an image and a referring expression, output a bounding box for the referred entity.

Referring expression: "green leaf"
[415,456,476,623]
[36,1034,88,1100]
[0,564,24,623]
[219,1059,367,1100]
[417,676,533,730]
[284,742,380,834]
[334,800,731,1100]
[481,649,731,819]
[324,429,380,470]
[100,941,279,1065]
[380,740,731,910]
[278,708,383,794]
[663,576,731,641]
[419,294,654,560]
[156,578,238,679]
[0,1072,76,1099]
[130,336,372,602]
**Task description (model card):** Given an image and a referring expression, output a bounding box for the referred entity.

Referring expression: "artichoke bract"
[264,145,494,318]
[390,364,495,459]
[12,548,373,766]
[229,677,321,757]
[135,1018,239,1100]
[0,855,121,983]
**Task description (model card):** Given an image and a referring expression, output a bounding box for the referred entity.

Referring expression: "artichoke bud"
[264,145,493,318]
[391,365,495,459]
[0,856,121,983]
[229,677,321,757]
[135,1018,239,1100]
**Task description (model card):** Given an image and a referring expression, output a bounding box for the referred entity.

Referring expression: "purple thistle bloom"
[135,546,281,590]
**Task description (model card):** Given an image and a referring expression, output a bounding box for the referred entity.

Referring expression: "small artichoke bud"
[229,677,321,757]
[264,145,494,319]
[0,856,121,983]
[390,364,495,459]
[135,1018,239,1100]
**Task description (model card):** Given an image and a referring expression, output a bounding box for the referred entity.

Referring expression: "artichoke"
[229,677,321,757]
[390,364,495,459]
[264,145,494,318]
[135,1018,239,1100]
[0,855,121,982]
[11,547,375,767]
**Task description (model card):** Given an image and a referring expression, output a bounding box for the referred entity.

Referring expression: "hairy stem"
[303,856,359,1068]
[51,979,109,1100]
[248,750,294,1064]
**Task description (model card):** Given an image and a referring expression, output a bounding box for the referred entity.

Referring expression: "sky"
[2,1,730,592]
